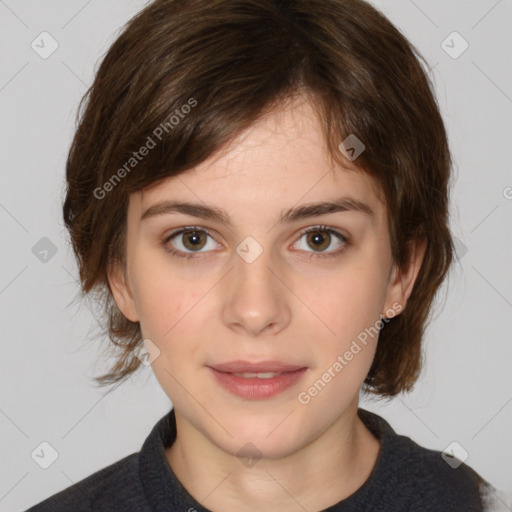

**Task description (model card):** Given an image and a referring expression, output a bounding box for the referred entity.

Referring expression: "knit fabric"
[26,407,503,511]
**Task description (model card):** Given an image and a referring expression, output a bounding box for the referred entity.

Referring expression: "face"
[109,96,420,460]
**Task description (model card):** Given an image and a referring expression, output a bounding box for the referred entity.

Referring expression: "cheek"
[133,274,207,399]
[302,265,389,346]
[295,264,389,400]
[299,275,384,406]
[130,248,195,330]
[130,266,185,347]
[136,281,177,335]
[131,262,219,363]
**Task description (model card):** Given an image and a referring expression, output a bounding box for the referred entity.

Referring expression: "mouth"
[207,361,308,400]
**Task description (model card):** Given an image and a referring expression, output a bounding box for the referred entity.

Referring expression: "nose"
[220,246,292,337]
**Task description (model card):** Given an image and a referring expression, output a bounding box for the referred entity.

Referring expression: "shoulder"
[358,409,492,511]
[400,436,486,512]
[388,433,488,511]
[25,453,149,512]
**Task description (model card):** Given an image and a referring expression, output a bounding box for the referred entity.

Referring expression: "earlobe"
[107,261,139,322]
[383,238,427,317]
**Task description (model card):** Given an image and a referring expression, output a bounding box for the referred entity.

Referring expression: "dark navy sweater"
[26,407,501,511]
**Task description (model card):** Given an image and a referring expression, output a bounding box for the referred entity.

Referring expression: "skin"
[109,94,425,511]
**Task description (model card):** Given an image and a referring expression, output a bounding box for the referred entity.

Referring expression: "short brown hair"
[63,0,453,397]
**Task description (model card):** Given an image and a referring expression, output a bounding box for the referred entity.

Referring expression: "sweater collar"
[139,407,395,511]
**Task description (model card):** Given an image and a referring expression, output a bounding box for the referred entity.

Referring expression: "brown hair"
[63,0,453,397]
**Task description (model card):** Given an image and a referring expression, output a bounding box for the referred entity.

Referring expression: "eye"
[293,225,348,259]
[162,225,349,260]
[163,227,219,258]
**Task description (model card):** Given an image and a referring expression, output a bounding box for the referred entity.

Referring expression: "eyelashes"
[293,225,349,259]
[161,225,350,261]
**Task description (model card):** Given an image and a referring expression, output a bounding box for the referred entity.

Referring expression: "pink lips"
[207,360,307,399]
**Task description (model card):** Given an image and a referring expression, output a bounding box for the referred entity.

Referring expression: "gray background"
[1,0,511,510]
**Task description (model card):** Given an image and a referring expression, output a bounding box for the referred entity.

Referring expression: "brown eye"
[305,230,332,252]
[164,225,348,260]
[181,230,207,251]
[294,226,348,258]
[165,228,219,257]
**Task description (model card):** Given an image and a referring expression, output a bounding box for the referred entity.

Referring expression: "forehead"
[133,97,385,224]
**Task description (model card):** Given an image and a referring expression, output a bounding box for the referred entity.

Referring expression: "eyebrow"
[140,196,374,226]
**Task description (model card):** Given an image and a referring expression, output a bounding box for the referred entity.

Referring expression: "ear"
[107,260,139,322]
[383,238,427,317]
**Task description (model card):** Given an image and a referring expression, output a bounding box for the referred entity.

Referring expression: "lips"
[231,371,282,379]
[207,360,307,399]
[210,360,305,373]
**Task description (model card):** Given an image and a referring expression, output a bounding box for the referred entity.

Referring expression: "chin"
[214,413,314,461]
[225,434,303,463]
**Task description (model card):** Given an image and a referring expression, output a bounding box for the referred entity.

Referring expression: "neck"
[165,401,381,512]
